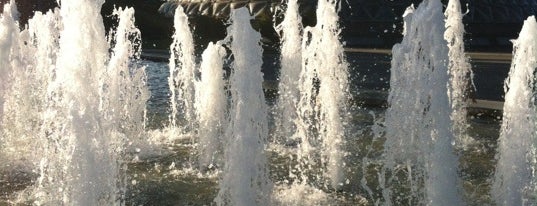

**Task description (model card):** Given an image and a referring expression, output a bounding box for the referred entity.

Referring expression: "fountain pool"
[0,50,506,206]
[0,0,534,205]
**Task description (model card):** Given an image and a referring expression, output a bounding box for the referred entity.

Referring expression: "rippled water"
[0,0,511,204]
[111,60,503,205]
[0,57,502,205]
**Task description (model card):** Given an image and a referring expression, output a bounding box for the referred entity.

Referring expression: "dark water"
[132,59,501,205]
[1,58,502,205]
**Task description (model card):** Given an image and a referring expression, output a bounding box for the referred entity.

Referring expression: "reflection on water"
[0,0,516,204]
[1,58,502,205]
[132,86,501,205]
[138,77,502,205]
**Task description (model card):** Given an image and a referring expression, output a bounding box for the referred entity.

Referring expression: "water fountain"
[445,0,474,150]
[0,0,18,130]
[168,6,197,135]
[195,41,227,169]
[1,0,536,205]
[301,0,349,189]
[271,0,350,203]
[492,16,537,205]
[0,0,148,204]
[215,8,272,206]
[382,0,462,204]
[273,0,302,144]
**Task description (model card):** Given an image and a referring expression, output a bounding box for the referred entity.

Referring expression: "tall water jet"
[295,0,349,189]
[1,4,61,192]
[35,0,116,203]
[103,7,148,141]
[15,2,147,204]
[274,0,303,143]
[195,42,227,168]
[215,8,272,206]
[0,0,16,128]
[100,7,149,200]
[0,1,35,158]
[0,4,62,203]
[444,0,474,149]
[168,6,197,133]
[0,0,19,66]
[492,16,537,206]
[382,0,462,205]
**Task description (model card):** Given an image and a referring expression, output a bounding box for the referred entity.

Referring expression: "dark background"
[2,0,537,52]
[0,0,523,102]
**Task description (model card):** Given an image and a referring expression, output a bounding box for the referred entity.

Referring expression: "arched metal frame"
[160,0,537,50]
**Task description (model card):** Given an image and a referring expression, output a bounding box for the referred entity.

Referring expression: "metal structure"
[160,0,537,50]
[159,0,282,17]
[160,0,537,23]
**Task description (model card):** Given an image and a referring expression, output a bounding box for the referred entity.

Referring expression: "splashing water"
[0,1,41,160]
[215,8,272,206]
[294,0,349,189]
[40,0,116,203]
[445,0,474,150]
[0,1,148,204]
[492,16,537,206]
[195,42,227,169]
[97,6,149,203]
[104,7,149,144]
[0,0,531,205]
[168,6,197,133]
[273,2,329,203]
[274,0,303,143]
[1,5,62,203]
[382,0,462,205]
[0,0,19,133]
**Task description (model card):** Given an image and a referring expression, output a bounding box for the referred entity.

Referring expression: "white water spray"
[46,1,116,203]
[296,0,349,189]
[0,1,147,204]
[0,1,18,131]
[274,0,303,142]
[195,42,227,168]
[215,8,272,206]
[0,1,38,160]
[0,5,63,203]
[168,6,197,132]
[445,0,474,149]
[104,7,149,141]
[492,16,537,206]
[383,0,462,205]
